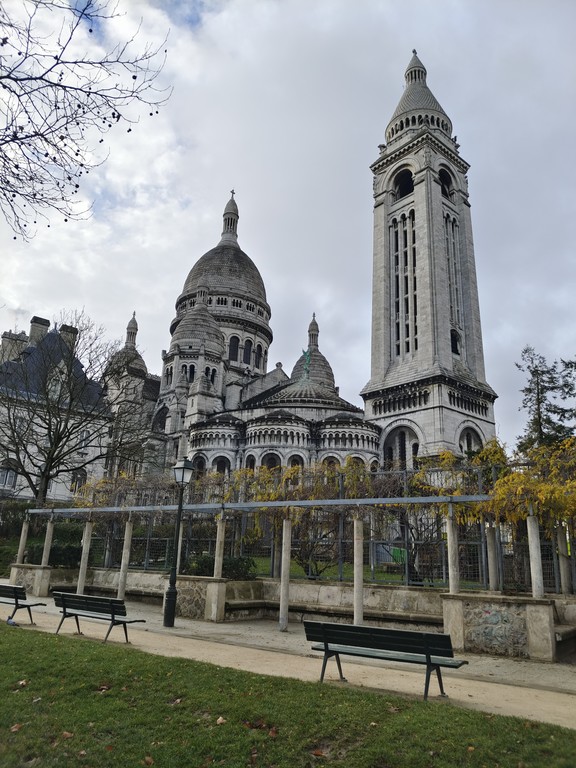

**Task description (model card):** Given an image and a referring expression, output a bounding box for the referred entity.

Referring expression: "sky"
[2,0,576,453]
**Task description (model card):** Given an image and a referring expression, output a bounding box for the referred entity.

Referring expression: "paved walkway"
[6,599,576,731]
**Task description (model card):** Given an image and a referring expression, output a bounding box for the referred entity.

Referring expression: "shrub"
[184,554,256,580]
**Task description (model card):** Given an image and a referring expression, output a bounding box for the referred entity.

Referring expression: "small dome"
[169,302,225,356]
[108,347,148,377]
[290,315,335,389]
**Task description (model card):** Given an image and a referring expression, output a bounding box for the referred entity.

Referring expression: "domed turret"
[173,194,270,332]
[169,297,225,358]
[291,314,336,390]
[385,50,452,145]
[108,312,147,377]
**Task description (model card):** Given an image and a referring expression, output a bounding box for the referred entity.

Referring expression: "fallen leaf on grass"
[143,757,154,765]
[169,698,182,706]
[268,726,279,738]
[311,749,326,757]
[467,746,475,752]
[18,680,28,687]
[216,717,226,725]
[62,732,74,739]
[10,723,23,733]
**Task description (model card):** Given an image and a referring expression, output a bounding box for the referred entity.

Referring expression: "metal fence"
[70,507,576,594]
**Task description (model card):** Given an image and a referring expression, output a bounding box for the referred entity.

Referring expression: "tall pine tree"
[516,346,574,452]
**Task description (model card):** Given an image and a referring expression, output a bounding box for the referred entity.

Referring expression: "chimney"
[0,330,28,363]
[59,324,78,350]
[29,316,50,346]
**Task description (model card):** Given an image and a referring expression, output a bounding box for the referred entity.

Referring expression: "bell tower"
[361,52,496,466]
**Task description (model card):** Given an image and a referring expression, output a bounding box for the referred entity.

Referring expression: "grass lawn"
[1,624,575,767]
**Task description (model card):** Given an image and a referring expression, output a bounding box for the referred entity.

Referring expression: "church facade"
[0,53,497,499]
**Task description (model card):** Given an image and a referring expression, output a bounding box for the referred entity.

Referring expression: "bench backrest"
[304,621,454,658]
[53,592,127,618]
[0,584,27,601]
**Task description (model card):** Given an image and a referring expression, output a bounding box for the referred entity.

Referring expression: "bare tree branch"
[0,0,169,239]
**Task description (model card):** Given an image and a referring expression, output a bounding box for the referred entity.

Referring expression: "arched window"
[261,452,280,470]
[451,329,461,355]
[254,344,263,369]
[229,336,239,362]
[245,455,256,471]
[394,169,414,200]
[152,406,168,433]
[459,428,482,457]
[192,456,206,477]
[0,460,18,489]
[213,457,230,475]
[439,168,453,199]
[243,339,253,365]
[70,468,87,493]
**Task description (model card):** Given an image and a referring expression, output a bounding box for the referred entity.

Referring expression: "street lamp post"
[163,457,194,627]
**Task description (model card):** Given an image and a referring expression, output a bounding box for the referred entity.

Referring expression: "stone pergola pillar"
[446,504,460,594]
[526,505,544,599]
[117,515,134,601]
[16,515,30,565]
[486,521,500,591]
[213,514,226,579]
[557,523,572,595]
[41,515,55,567]
[353,515,364,625]
[279,515,292,632]
[77,518,94,595]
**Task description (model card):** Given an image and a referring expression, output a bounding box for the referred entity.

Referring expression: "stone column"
[486,522,500,591]
[41,516,55,567]
[117,516,134,601]
[353,515,364,625]
[77,519,94,595]
[557,524,572,595]
[526,506,544,599]
[16,516,30,565]
[446,504,460,594]
[213,515,226,579]
[279,516,292,632]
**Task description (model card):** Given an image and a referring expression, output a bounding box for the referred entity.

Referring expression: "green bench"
[53,592,146,643]
[304,620,468,700]
[0,584,47,624]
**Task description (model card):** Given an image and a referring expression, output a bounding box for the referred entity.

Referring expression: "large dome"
[176,194,268,313]
[179,243,267,306]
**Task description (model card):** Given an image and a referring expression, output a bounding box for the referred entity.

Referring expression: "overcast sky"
[2,0,575,453]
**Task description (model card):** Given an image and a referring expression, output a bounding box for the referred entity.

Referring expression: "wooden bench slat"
[0,584,47,624]
[304,620,468,700]
[52,592,145,643]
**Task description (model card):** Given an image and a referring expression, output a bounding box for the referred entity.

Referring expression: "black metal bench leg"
[55,615,65,634]
[122,622,129,643]
[424,666,431,701]
[26,606,35,624]
[103,622,115,643]
[8,606,17,621]
[74,615,82,635]
[435,666,448,698]
[334,653,347,682]
[320,654,329,682]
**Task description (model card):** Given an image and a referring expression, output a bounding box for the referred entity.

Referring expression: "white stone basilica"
[113,51,497,478]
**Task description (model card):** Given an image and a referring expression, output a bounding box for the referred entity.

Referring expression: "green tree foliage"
[516,346,574,452]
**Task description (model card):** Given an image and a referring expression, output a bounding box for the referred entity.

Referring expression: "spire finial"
[219,191,239,245]
[412,48,417,55]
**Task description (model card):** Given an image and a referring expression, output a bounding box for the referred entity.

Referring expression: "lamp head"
[173,458,194,487]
